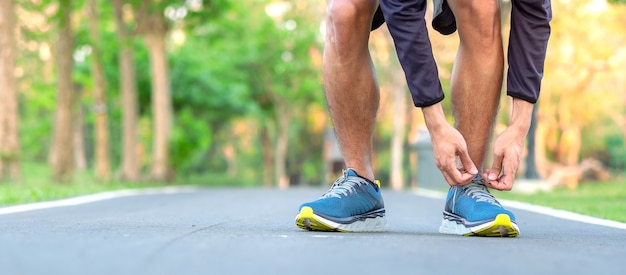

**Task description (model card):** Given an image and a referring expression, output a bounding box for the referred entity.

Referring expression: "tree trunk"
[623,75,626,142]
[88,0,111,180]
[0,0,21,182]
[261,126,274,187]
[274,96,290,189]
[73,90,87,170]
[113,0,140,182]
[144,31,172,182]
[51,0,75,183]
[135,0,172,182]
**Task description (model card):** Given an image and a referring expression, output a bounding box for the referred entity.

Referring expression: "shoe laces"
[463,176,500,206]
[321,171,364,199]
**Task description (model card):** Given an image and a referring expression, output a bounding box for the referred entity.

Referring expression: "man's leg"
[438,1,519,237]
[295,0,386,232]
[323,0,379,182]
[447,0,503,170]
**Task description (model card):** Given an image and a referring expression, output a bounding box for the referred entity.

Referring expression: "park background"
[0,0,625,221]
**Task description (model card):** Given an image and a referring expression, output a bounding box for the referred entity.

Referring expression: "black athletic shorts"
[371,0,456,35]
[374,0,551,106]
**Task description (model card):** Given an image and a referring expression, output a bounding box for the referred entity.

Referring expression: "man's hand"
[484,127,525,190]
[484,98,534,191]
[423,103,477,186]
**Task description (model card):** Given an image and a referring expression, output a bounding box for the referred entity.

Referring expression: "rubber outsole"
[295,206,386,232]
[440,213,520,237]
[466,213,520,237]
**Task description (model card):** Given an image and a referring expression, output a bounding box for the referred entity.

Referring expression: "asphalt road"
[0,187,625,275]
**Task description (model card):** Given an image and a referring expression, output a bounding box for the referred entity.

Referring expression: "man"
[295,0,551,237]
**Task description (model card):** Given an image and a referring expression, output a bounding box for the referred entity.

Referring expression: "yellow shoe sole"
[295,206,344,232]
[466,213,520,237]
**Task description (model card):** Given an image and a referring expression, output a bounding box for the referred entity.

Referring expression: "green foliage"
[604,134,626,174]
[164,0,325,181]
[169,34,253,120]
[169,108,213,173]
[581,115,626,175]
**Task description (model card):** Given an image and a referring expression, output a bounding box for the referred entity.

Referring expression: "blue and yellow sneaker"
[439,175,519,237]
[295,169,386,232]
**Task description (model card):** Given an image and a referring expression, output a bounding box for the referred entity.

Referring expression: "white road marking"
[0,186,199,216]
[2,187,624,231]
[414,188,626,230]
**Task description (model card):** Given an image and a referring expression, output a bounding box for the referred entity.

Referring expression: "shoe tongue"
[346,169,358,177]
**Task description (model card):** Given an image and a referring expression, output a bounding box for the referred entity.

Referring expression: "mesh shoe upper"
[299,169,384,221]
[444,175,516,223]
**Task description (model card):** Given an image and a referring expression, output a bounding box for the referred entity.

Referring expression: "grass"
[0,162,257,207]
[2,163,625,223]
[494,180,626,223]
[0,163,159,206]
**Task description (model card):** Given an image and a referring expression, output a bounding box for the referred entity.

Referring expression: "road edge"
[414,188,626,230]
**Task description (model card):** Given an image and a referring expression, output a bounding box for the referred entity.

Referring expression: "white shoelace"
[321,172,364,199]
[463,177,500,206]
[322,181,359,199]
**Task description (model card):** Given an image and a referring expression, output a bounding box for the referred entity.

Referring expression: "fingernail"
[489,173,496,180]
[470,167,478,174]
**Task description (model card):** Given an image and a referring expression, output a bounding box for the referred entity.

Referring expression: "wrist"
[422,103,450,132]
[509,97,534,133]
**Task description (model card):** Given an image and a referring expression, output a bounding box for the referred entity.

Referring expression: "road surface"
[1,187,625,275]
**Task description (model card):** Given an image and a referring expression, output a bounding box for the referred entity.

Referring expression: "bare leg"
[323,0,379,181]
[448,0,504,171]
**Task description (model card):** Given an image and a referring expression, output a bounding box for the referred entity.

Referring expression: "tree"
[534,0,626,184]
[50,0,76,182]
[87,0,111,180]
[253,0,323,188]
[0,0,21,182]
[137,0,172,182]
[113,0,140,181]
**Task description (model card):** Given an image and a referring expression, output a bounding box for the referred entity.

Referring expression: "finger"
[487,153,505,181]
[483,169,497,189]
[436,158,457,186]
[457,150,478,175]
[448,171,474,186]
[488,173,512,191]
[440,160,472,186]
[484,168,507,190]
[443,162,464,186]
[451,166,474,185]
[499,156,519,190]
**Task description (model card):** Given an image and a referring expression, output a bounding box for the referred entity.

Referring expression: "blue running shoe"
[439,175,520,237]
[295,169,386,232]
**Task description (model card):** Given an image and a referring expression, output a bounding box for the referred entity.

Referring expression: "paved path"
[0,187,625,275]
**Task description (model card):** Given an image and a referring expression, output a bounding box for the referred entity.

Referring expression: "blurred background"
[0,0,624,213]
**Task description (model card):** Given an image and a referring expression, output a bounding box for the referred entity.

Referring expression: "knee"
[324,0,376,55]
[454,0,501,45]
[325,0,375,38]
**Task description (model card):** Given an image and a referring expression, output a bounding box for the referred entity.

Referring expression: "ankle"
[345,168,375,183]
